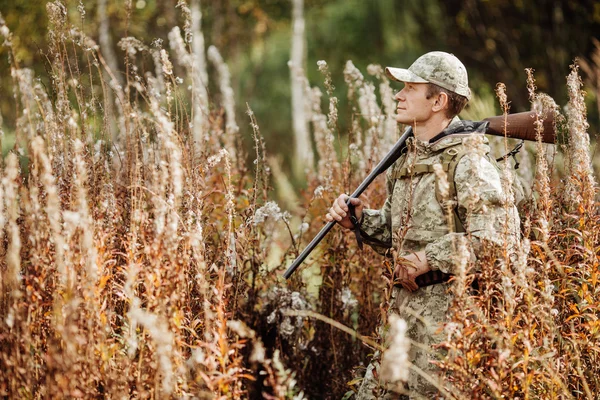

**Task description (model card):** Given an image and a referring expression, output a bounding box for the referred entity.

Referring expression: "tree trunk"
[290,0,312,179]
[190,0,210,153]
[97,0,120,145]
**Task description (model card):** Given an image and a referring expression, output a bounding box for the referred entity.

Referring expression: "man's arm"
[424,152,520,274]
[326,168,395,255]
[357,167,395,255]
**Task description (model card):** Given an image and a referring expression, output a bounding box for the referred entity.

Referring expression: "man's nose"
[394,90,404,101]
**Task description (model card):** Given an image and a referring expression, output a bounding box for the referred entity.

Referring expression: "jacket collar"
[404,117,490,154]
[429,117,489,143]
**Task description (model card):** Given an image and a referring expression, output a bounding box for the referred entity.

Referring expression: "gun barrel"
[282,127,414,280]
[282,221,335,279]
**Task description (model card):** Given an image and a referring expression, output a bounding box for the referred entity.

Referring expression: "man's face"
[394,82,436,126]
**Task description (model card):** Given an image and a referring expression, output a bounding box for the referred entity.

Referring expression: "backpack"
[435,142,528,233]
[393,140,528,234]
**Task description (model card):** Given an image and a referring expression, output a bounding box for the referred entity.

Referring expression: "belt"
[415,270,452,288]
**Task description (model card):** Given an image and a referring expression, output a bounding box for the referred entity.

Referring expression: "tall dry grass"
[0,3,599,399]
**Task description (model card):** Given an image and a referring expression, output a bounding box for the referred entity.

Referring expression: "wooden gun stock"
[484,111,556,143]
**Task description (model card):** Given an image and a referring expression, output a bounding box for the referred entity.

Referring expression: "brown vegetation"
[0,3,599,399]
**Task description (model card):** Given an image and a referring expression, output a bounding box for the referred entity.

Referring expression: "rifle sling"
[348,204,364,250]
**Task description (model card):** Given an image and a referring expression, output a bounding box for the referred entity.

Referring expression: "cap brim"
[385,67,428,83]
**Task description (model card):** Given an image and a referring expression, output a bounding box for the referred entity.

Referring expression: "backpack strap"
[436,146,468,233]
[389,143,480,234]
[391,163,438,179]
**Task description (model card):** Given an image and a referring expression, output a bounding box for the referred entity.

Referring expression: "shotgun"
[283,111,555,279]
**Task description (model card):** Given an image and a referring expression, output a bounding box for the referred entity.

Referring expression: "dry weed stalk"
[564,64,596,213]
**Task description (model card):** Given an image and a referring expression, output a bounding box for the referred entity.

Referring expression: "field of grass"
[0,3,599,399]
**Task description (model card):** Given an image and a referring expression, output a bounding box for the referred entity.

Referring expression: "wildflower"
[452,236,471,295]
[46,1,67,28]
[495,82,509,113]
[208,45,239,157]
[3,154,21,289]
[253,201,283,225]
[282,211,291,223]
[168,27,192,69]
[250,341,266,363]
[190,348,205,365]
[0,25,9,39]
[344,60,365,98]
[227,320,255,339]
[339,287,358,310]
[176,0,192,43]
[265,288,310,340]
[118,37,147,56]
[381,314,410,384]
[5,309,14,328]
[564,64,596,211]
[498,349,511,364]
[128,300,175,394]
[63,210,81,226]
[433,163,449,199]
[317,60,335,96]
[328,96,339,128]
[77,1,86,17]
[313,185,325,198]
[298,222,309,235]
[444,322,462,341]
[357,82,381,129]
[160,49,173,75]
[366,63,383,78]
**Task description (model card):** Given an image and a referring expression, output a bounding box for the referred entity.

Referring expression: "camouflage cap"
[385,51,471,100]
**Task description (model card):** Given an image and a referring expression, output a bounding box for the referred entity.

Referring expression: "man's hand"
[394,251,430,292]
[325,194,364,230]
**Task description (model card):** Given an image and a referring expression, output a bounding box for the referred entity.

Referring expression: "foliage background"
[1,0,599,178]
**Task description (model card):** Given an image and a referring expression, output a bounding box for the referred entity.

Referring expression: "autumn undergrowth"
[0,3,599,400]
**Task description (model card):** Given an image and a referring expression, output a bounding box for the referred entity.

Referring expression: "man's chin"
[394,115,413,125]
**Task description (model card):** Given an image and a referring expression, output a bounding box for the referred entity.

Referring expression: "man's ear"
[432,92,449,113]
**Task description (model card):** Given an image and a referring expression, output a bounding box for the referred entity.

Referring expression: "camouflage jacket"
[360,118,520,275]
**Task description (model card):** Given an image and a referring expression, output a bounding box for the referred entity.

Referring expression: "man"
[326,52,520,398]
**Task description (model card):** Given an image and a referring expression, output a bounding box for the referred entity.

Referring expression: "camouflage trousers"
[355,282,452,399]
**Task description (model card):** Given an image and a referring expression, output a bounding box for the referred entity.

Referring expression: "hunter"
[326,51,520,398]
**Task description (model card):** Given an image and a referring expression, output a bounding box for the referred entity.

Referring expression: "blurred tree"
[0,0,598,159]
[434,0,600,112]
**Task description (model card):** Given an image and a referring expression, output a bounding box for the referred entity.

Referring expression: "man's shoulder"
[453,148,504,195]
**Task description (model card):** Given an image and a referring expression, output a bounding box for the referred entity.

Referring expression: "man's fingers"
[327,193,359,230]
[405,266,418,280]
[349,197,362,207]
[358,193,369,209]
[337,195,363,210]
[336,195,349,212]
[407,279,418,291]
[329,208,342,221]
[332,203,347,218]
[395,266,408,281]
[395,264,419,292]
[399,279,418,292]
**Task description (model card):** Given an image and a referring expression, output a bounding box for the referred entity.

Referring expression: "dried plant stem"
[282,309,384,351]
